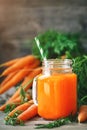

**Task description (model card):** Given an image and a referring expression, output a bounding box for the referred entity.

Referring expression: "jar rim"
[42,59,72,65]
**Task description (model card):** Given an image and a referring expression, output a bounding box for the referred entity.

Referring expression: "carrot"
[0,91,31,111]
[0,60,40,94]
[0,58,20,67]
[0,102,19,112]
[0,104,7,111]
[0,71,17,87]
[0,97,21,112]
[7,80,33,103]
[11,93,31,105]
[78,105,87,123]
[0,97,21,111]
[17,104,38,122]
[21,67,42,88]
[1,55,38,76]
[0,67,29,94]
[0,93,31,111]
[9,67,42,100]
[7,100,33,117]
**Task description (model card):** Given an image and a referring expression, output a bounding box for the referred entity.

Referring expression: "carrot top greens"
[4,110,24,126]
[73,55,87,105]
[32,30,86,60]
[35,114,77,129]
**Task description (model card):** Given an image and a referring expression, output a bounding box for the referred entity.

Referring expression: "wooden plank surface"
[0,112,87,130]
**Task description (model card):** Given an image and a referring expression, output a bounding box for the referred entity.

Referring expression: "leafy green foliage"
[20,87,28,103]
[5,110,24,126]
[72,55,87,105]
[20,89,30,103]
[32,30,85,60]
[4,104,16,113]
[20,79,33,103]
[35,114,77,129]
[35,118,69,129]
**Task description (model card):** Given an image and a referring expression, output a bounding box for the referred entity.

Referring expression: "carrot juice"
[32,59,77,120]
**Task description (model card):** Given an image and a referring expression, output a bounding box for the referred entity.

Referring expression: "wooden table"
[0,112,87,130]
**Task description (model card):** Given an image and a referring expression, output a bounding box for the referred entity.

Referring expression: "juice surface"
[37,73,77,119]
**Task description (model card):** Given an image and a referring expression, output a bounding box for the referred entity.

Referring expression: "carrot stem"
[8,79,33,102]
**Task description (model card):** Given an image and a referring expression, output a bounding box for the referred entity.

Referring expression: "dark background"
[0,0,87,63]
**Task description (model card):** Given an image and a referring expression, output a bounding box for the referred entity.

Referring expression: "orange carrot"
[11,93,31,105]
[1,55,38,76]
[7,80,33,103]
[0,60,40,94]
[17,104,38,121]
[0,58,20,67]
[78,105,87,123]
[0,67,41,111]
[0,67,30,94]
[0,71,17,87]
[8,100,33,117]
[9,67,42,100]
[0,93,31,111]
[0,97,21,111]
[21,67,42,88]
[0,104,7,111]
[0,102,19,112]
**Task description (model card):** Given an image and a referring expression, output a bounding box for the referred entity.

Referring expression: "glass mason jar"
[32,59,77,120]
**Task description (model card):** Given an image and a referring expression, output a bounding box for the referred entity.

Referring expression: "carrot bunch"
[0,54,42,125]
[4,100,38,125]
[0,55,41,94]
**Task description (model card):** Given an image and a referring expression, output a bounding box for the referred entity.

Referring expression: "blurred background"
[0,0,87,63]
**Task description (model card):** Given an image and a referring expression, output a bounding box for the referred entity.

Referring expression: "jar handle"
[32,76,38,106]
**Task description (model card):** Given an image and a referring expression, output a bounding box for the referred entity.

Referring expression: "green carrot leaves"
[35,117,71,129]
[73,55,87,105]
[4,110,23,126]
[32,30,85,60]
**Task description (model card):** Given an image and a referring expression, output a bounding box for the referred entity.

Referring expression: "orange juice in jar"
[32,59,77,120]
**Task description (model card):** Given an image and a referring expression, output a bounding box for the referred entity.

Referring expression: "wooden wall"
[0,0,87,63]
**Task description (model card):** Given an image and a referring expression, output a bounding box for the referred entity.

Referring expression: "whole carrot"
[7,80,33,102]
[78,105,87,123]
[0,58,20,68]
[0,93,31,111]
[1,55,38,76]
[0,60,40,94]
[17,104,38,122]
[7,100,33,117]
[0,71,17,87]
[9,67,42,100]
[0,101,19,112]
[21,67,42,89]
[0,66,30,94]
[0,98,20,111]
